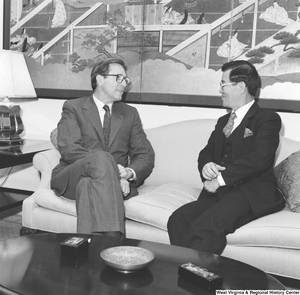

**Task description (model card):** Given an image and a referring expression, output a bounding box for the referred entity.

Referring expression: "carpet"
[0,206,22,242]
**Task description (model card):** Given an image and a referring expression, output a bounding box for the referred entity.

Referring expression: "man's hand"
[118,164,127,178]
[118,164,133,180]
[120,178,130,197]
[203,178,220,194]
[202,162,225,180]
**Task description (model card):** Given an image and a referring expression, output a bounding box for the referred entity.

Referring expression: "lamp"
[0,50,36,145]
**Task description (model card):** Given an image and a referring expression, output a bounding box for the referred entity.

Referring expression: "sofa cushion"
[227,207,300,250]
[144,119,215,189]
[274,150,300,213]
[125,183,201,231]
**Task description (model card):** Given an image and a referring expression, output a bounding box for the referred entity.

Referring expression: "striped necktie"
[103,105,111,150]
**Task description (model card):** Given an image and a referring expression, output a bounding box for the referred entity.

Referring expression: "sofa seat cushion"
[125,183,201,231]
[274,150,300,213]
[227,207,300,250]
[34,188,76,217]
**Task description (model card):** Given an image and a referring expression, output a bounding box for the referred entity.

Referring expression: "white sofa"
[22,119,300,281]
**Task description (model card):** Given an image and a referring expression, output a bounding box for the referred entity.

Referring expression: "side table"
[0,139,53,169]
[0,139,53,212]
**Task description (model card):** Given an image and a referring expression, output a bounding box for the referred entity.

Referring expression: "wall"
[137,105,300,142]
[21,98,300,142]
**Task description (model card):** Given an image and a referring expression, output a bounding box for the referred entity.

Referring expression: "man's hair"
[91,58,127,91]
[221,60,261,97]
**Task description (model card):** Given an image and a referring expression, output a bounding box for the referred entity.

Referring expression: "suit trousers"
[167,188,253,254]
[63,151,125,234]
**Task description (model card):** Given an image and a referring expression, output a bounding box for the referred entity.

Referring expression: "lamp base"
[0,103,24,146]
[0,136,24,146]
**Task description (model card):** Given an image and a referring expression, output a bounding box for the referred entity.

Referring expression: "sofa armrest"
[32,148,61,189]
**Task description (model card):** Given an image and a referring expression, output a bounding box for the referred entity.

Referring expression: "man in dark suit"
[51,58,155,237]
[167,60,285,254]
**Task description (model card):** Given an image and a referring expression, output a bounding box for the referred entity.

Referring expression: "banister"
[165,0,268,60]
[32,2,105,62]
[11,0,53,35]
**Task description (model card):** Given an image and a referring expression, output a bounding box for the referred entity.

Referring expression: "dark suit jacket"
[51,96,155,198]
[198,102,285,218]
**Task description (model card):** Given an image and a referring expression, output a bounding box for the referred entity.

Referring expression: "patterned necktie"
[223,111,237,138]
[103,105,111,150]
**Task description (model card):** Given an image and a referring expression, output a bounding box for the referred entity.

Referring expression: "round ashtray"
[100,246,155,273]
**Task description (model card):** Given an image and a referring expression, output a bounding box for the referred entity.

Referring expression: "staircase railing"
[11,0,271,68]
[32,2,105,64]
[237,21,300,70]
[132,23,209,52]
[165,0,268,68]
[11,0,53,35]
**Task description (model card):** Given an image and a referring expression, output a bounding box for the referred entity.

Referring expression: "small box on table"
[60,236,90,267]
[178,262,223,290]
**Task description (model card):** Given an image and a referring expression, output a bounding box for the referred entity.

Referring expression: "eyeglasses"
[220,82,236,89]
[103,74,131,85]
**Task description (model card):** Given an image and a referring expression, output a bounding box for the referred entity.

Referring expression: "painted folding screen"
[9,0,300,110]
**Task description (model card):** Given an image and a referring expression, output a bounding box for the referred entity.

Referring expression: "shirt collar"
[234,100,255,121]
[93,95,113,113]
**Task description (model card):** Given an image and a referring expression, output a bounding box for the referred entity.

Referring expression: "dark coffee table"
[0,233,285,294]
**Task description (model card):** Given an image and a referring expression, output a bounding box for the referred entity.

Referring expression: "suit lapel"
[215,114,229,161]
[216,103,259,160]
[83,96,106,145]
[108,103,124,149]
[237,102,258,136]
[232,102,259,157]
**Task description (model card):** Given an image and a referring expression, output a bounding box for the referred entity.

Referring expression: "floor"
[0,191,28,242]
[0,205,22,242]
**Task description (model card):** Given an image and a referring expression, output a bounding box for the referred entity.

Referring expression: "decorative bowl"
[100,246,155,273]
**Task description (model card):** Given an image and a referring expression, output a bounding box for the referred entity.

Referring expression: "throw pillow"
[50,128,58,150]
[274,150,300,213]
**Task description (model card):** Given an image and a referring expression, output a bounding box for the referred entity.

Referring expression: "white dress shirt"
[92,95,136,181]
[217,100,255,186]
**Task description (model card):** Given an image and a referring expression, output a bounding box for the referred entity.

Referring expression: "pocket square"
[244,128,253,138]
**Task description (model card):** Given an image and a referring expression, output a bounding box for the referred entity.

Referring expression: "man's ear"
[238,81,247,94]
[96,74,104,86]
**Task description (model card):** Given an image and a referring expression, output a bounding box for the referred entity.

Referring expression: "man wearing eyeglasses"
[51,58,155,237]
[168,60,285,254]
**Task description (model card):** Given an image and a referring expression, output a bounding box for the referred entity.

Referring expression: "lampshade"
[0,50,36,100]
[0,50,36,145]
